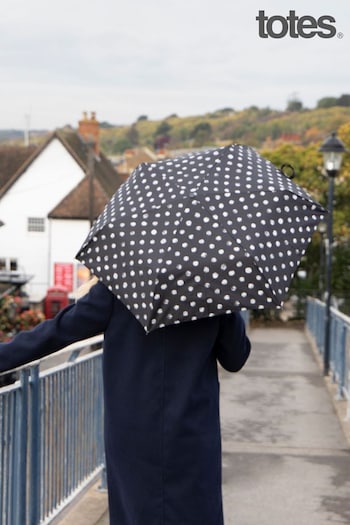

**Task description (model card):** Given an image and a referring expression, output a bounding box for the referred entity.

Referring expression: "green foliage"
[154,120,172,137]
[262,128,350,315]
[332,243,350,314]
[286,98,303,112]
[317,97,338,109]
[99,106,350,155]
[126,124,139,147]
[338,94,350,107]
[190,122,213,146]
[261,143,327,200]
[99,121,115,128]
[317,94,350,109]
[105,137,133,154]
[208,107,235,118]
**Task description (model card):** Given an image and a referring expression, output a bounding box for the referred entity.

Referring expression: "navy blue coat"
[0,281,251,525]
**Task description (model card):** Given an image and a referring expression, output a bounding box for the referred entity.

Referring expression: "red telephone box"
[44,286,69,319]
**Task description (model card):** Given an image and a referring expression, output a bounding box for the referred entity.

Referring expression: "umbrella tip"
[280,163,296,179]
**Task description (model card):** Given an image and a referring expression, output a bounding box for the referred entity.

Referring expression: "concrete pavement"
[56,326,350,524]
[221,326,350,525]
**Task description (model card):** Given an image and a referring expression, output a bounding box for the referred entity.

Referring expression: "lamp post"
[317,222,327,298]
[319,132,347,376]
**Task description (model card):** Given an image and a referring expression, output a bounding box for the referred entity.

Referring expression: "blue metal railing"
[0,336,105,525]
[240,310,250,327]
[306,298,350,416]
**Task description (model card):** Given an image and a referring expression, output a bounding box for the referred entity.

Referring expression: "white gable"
[0,138,85,215]
[0,137,90,302]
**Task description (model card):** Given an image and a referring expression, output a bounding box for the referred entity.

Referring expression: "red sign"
[54,263,74,292]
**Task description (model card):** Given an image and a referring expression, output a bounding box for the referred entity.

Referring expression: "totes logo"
[256,10,338,39]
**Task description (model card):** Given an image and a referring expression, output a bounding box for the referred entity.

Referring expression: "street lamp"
[319,132,347,376]
[317,222,327,298]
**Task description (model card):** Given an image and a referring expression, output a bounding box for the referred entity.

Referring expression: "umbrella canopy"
[76,144,326,332]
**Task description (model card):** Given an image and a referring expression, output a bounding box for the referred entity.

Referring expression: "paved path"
[58,326,350,524]
[221,327,350,525]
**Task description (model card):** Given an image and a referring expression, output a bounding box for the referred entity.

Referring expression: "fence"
[0,335,105,525]
[306,298,350,417]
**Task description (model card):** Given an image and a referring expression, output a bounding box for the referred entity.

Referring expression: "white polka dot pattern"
[76,144,326,332]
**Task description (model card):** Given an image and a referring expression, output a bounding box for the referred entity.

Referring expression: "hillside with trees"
[1,97,350,153]
[99,105,350,154]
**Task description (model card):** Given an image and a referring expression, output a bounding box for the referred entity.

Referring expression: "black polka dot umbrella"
[76,144,326,332]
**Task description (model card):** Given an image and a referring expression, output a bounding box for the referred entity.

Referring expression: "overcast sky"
[0,0,349,130]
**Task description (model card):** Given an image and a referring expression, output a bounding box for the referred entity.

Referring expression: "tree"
[338,121,350,150]
[261,136,350,315]
[126,124,139,147]
[317,94,350,108]
[317,96,338,109]
[190,122,213,146]
[153,121,172,151]
[155,121,172,136]
[210,108,234,117]
[286,98,303,112]
[332,242,350,314]
[99,121,115,128]
[110,137,133,154]
[338,94,350,107]
[218,107,234,114]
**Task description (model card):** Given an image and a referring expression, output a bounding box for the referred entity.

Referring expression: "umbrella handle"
[280,163,296,179]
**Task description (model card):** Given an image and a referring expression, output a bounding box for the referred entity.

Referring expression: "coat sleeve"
[215,313,251,372]
[0,282,114,373]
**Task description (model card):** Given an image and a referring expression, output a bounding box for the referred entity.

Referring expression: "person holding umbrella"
[0,144,325,524]
[0,273,251,525]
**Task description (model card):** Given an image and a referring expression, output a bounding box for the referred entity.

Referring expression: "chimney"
[78,111,100,155]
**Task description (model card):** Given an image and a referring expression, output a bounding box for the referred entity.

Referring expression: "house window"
[0,258,18,271]
[28,217,45,232]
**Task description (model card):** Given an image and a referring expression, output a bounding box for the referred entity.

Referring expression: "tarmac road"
[58,326,350,525]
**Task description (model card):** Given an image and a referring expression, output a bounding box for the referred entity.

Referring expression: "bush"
[0,294,45,342]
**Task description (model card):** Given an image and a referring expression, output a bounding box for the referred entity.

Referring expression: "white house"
[0,112,124,303]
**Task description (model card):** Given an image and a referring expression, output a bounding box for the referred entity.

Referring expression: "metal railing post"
[16,369,30,525]
[307,297,350,419]
[29,365,41,525]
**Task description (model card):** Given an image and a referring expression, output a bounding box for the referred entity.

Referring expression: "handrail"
[0,336,105,524]
[0,335,104,378]
[306,298,350,419]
